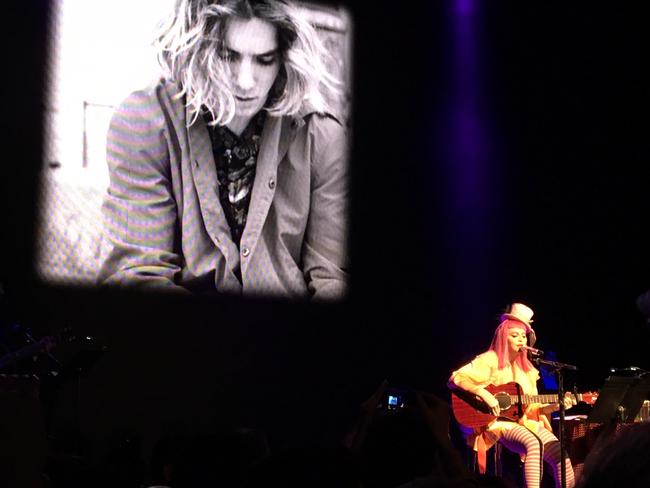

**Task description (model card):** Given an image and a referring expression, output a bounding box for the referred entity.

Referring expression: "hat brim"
[501,313,534,327]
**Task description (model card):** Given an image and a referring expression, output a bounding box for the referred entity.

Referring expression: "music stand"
[618,373,650,422]
[587,375,638,424]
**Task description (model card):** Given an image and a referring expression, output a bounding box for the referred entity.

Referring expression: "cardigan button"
[241,246,250,257]
[268,178,276,190]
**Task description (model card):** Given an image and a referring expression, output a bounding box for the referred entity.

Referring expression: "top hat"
[500,302,534,328]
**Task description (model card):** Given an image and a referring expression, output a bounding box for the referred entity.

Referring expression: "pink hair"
[489,319,536,371]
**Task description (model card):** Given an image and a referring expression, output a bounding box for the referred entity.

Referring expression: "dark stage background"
[1,0,649,482]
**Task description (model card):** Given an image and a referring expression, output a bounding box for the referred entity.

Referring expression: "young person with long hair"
[448,303,576,488]
[98,0,348,300]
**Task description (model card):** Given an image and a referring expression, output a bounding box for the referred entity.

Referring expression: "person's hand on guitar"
[477,388,500,416]
[541,392,577,415]
[540,393,575,415]
[563,392,578,410]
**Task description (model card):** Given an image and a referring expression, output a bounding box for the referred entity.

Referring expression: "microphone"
[521,345,544,356]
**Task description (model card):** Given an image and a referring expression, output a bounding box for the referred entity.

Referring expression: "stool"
[467,442,503,476]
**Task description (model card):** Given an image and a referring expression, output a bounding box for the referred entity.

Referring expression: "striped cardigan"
[98,79,348,300]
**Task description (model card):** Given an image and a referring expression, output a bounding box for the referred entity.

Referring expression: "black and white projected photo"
[36,0,352,300]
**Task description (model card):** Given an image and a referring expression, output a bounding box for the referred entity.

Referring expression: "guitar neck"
[516,392,584,405]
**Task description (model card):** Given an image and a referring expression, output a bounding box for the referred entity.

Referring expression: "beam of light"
[455,0,475,16]
[436,0,500,330]
[448,0,489,241]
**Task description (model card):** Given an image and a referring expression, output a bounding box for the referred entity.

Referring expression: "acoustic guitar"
[451,382,599,431]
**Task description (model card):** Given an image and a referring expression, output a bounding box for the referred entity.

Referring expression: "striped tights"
[500,424,575,488]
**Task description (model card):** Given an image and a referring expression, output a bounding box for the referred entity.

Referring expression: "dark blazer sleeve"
[97,88,187,291]
[302,114,349,300]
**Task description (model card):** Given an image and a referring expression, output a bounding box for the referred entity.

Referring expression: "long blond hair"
[154,0,340,126]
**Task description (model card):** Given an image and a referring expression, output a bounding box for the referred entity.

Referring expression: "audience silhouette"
[576,421,650,488]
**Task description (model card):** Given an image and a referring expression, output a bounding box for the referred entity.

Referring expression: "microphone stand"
[531,355,577,488]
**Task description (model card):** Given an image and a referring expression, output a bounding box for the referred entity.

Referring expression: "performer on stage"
[98,0,348,300]
[448,302,576,488]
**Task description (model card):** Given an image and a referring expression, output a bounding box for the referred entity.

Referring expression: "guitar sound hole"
[496,393,511,410]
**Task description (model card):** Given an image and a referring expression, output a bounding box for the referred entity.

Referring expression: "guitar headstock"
[578,391,599,405]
